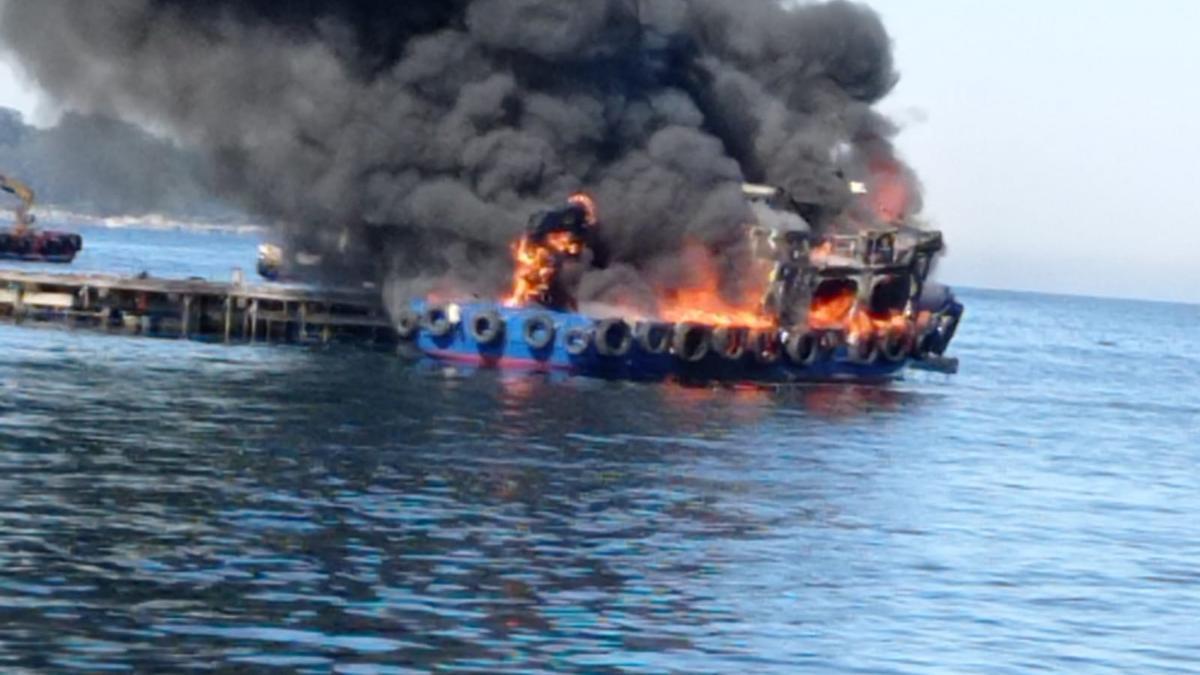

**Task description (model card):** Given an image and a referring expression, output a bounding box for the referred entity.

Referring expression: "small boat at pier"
[0,172,84,264]
[0,230,84,263]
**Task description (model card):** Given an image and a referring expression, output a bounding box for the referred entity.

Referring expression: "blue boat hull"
[409,301,911,385]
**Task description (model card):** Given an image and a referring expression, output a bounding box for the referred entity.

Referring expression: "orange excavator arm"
[0,172,35,234]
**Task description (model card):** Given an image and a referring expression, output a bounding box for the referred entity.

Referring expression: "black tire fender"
[879,329,911,363]
[564,326,592,356]
[672,323,710,363]
[710,326,747,361]
[748,329,782,365]
[395,310,421,340]
[594,318,633,357]
[917,327,945,358]
[818,331,841,356]
[634,321,672,355]
[849,333,878,363]
[422,304,456,338]
[522,313,556,350]
[470,307,505,345]
[785,331,819,366]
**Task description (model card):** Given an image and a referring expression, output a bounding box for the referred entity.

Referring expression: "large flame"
[500,193,914,344]
[654,242,775,329]
[808,283,910,343]
[504,192,596,309]
[504,230,583,308]
[567,192,597,225]
[504,195,774,327]
[808,286,856,329]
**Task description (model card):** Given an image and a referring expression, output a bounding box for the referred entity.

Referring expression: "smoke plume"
[0,0,917,305]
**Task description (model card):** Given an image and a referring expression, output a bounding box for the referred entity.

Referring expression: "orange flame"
[567,192,597,225]
[808,287,856,329]
[654,242,775,329]
[808,284,910,343]
[497,194,914,344]
[504,231,583,308]
[810,241,834,262]
[850,309,910,342]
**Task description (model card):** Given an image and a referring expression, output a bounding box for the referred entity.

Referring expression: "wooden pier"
[0,269,398,346]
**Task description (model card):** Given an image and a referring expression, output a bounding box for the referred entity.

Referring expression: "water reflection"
[777,383,919,419]
[0,329,935,670]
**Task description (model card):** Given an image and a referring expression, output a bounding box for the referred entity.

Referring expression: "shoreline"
[33,206,268,235]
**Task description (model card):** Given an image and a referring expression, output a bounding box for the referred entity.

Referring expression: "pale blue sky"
[869,0,1200,302]
[2,1,1199,302]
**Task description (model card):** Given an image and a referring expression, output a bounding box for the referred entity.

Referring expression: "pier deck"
[0,269,398,346]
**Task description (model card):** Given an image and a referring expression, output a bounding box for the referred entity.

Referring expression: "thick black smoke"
[0,107,228,218]
[0,0,915,307]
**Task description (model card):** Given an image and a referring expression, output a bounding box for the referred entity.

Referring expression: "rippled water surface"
[1,230,1199,672]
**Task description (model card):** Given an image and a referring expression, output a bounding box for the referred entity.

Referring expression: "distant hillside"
[0,106,238,219]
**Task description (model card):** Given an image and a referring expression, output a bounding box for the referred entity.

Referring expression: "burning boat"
[0,172,83,264]
[394,184,962,385]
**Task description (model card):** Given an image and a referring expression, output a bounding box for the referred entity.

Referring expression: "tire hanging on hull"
[523,313,556,350]
[594,319,632,357]
[672,323,710,363]
[422,305,456,338]
[470,308,505,346]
